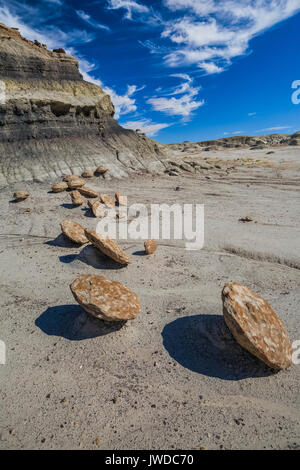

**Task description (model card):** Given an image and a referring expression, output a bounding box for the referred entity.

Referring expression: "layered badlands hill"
[0,23,165,187]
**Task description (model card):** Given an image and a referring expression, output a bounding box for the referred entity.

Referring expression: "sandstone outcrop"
[88,200,107,218]
[84,228,131,265]
[13,190,29,201]
[78,187,98,198]
[222,282,292,370]
[60,220,88,244]
[70,190,84,206]
[144,240,157,255]
[70,274,141,321]
[100,193,115,208]
[52,181,68,193]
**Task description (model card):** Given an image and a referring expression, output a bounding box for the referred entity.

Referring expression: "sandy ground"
[0,146,299,450]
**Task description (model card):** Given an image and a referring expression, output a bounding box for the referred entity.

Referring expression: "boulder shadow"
[59,244,125,270]
[162,314,276,380]
[81,207,94,218]
[132,250,146,256]
[60,203,77,209]
[35,304,125,340]
[9,199,22,204]
[45,233,81,248]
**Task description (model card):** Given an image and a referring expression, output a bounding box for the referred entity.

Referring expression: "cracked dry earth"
[0,146,299,450]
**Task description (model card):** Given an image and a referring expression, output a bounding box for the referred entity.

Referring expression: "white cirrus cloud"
[147,74,204,118]
[258,126,292,132]
[0,4,95,49]
[106,0,149,20]
[75,58,143,118]
[121,118,170,136]
[158,0,300,74]
[76,10,110,31]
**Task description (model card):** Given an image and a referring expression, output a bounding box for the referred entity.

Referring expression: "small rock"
[13,190,30,201]
[67,177,86,189]
[52,182,68,193]
[88,200,107,218]
[239,216,253,222]
[78,187,98,198]
[95,165,108,175]
[70,274,141,321]
[93,438,100,447]
[60,220,88,245]
[100,193,115,208]
[144,240,157,255]
[81,170,93,178]
[222,282,292,369]
[63,174,77,182]
[115,192,127,206]
[84,229,131,265]
[70,190,84,206]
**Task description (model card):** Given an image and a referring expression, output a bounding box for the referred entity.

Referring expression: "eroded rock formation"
[0,23,165,186]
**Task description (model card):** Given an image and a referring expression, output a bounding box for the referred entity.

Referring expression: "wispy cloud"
[121,118,170,136]
[147,74,204,118]
[223,130,245,135]
[106,0,149,20]
[257,126,292,132]
[76,10,110,31]
[0,4,95,49]
[143,0,300,74]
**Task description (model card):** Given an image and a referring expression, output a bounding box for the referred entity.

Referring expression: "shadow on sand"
[45,233,82,248]
[59,244,125,270]
[35,304,125,340]
[162,314,276,380]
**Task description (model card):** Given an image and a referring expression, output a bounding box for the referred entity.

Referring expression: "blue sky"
[0,0,300,143]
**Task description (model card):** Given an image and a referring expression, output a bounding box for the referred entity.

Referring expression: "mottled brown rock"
[67,177,86,189]
[63,175,77,182]
[144,240,157,255]
[95,165,108,174]
[70,190,84,206]
[60,220,88,245]
[84,228,131,265]
[100,193,115,208]
[70,274,141,321]
[13,190,30,201]
[52,181,68,193]
[81,170,93,178]
[222,282,292,370]
[78,187,98,198]
[88,200,107,218]
[115,192,127,206]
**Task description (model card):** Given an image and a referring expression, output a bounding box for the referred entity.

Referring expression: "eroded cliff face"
[0,23,165,186]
